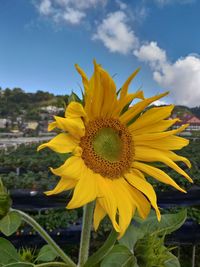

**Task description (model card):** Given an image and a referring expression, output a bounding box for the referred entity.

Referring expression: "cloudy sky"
[0,0,200,107]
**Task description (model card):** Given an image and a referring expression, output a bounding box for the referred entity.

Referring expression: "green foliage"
[35,244,58,262]
[85,210,186,267]
[32,209,78,231]
[0,178,12,219]
[100,245,137,267]
[0,237,20,265]
[84,230,118,267]
[0,87,67,118]
[0,210,22,236]
[117,210,186,267]
[18,247,36,263]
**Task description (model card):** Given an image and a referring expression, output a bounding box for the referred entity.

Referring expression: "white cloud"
[60,8,86,24]
[116,0,127,10]
[93,11,139,55]
[153,100,168,106]
[38,0,52,15]
[36,0,106,25]
[134,42,166,69]
[134,42,200,107]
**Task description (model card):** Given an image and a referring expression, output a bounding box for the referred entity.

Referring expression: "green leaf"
[3,263,34,267]
[0,211,22,236]
[164,252,180,267]
[68,92,82,104]
[0,237,20,265]
[84,230,118,267]
[135,209,187,236]
[119,224,144,251]
[35,244,58,262]
[100,245,137,267]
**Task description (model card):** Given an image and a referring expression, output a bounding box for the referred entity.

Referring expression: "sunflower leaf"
[35,244,58,262]
[0,237,20,265]
[0,210,22,236]
[119,224,144,251]
[134,209,187,236]
[100,245,137,267]
[84,230,118,267]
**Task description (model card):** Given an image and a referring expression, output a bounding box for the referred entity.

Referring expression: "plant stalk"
[78,202,95,267]
[11,209,76,267]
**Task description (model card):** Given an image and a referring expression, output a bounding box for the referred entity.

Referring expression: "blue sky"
[0,0,200,107]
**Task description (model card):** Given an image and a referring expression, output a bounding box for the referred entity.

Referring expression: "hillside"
[0,87,68,120]
[0,87,200,121]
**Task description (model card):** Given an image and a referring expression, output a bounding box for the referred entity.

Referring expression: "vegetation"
[0,87,68,120]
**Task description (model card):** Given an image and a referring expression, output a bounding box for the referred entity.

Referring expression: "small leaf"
[135,209,187,236]
[0,211,22,236]
[35,244,58,262]
[0,237,20,265]
[100,245,137,267]
[164,252,180,267]
[84,230,118,267]
[119,224,144,251]
[3,263,34,267]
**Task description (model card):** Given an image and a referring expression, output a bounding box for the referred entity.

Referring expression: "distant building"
[41,106,64,114]
[173,114,200,131]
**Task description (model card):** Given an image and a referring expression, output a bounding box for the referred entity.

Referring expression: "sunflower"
[38,61,192,238]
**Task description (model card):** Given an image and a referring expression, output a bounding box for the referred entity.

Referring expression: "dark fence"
[0,187,199,266]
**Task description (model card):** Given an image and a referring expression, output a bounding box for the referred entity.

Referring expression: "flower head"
[38,61,192,238]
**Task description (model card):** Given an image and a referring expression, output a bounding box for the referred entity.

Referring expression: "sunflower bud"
[135,235,171,267]
[0,178,12,219]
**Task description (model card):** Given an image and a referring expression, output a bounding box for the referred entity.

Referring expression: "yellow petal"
[167,150,191,168]
[50,156,85,180]
[131,119,180,135]
[75,64,90,96]
[133,162,186,192]
[120,92,169,124]
[45,177,77,196]
[125,182,151,219]
[93,201,106,231]
[48,121,57,131]
[129,105,174,132]
[134,135,189,151]
[54,116,85,138]
[65,101,87,120]
[112,179,135,238]
[130,168,146,180]
[120,68,141,100]
[96,176,120,232]
[37,133,78,153]
[98,67,118,118]
[112,91,144,117]
[67,168,97,209]
[134,146,192,182]
[125,173,161,221]
[89,61,118,119]
[133,124,188,141]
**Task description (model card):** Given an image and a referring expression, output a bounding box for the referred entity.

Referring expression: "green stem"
[36,262,69,267]
[11,209,76,267]
[78,202,95,267]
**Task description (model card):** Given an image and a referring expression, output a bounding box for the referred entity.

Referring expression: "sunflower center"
[93,128,122,162]
[80,118,133,178]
